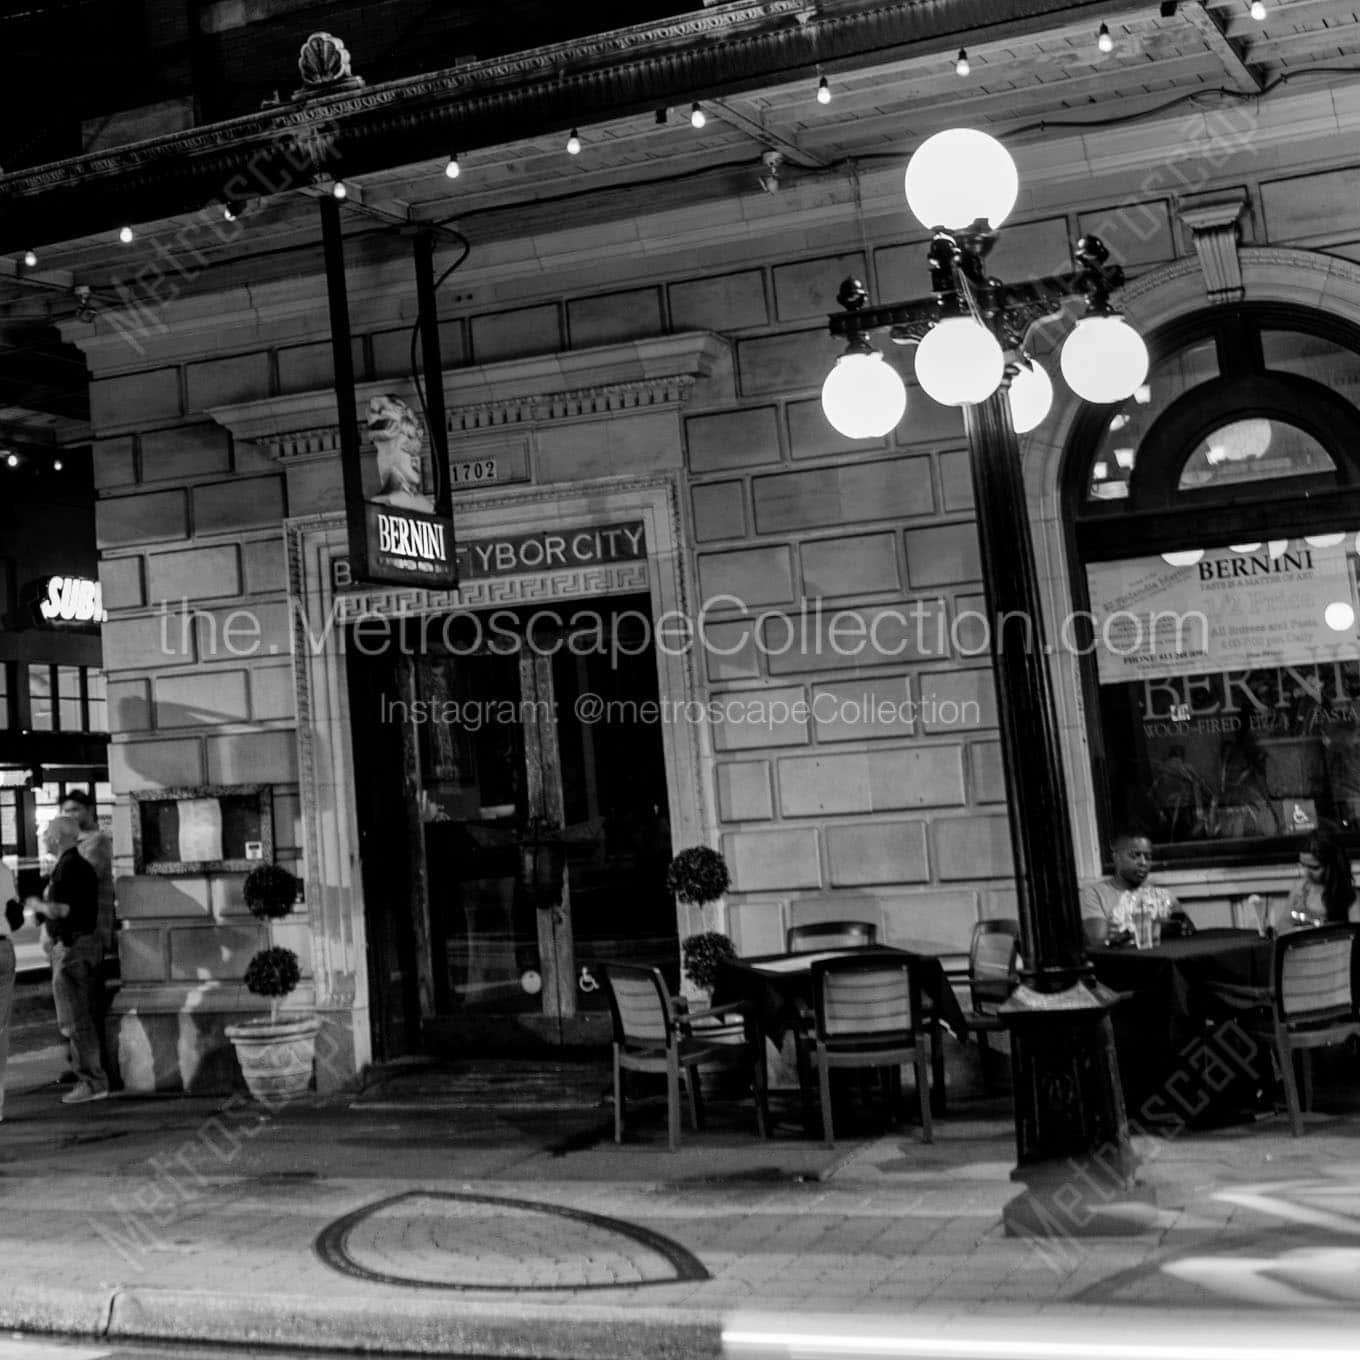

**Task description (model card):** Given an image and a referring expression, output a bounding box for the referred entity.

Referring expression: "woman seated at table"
[1265,827,1358,933]
[1080,826,1180,946]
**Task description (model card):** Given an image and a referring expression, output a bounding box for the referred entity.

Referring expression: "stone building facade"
[58,67,1360,1090]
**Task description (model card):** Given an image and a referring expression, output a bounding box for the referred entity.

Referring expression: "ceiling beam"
[706,97,830,169]
[1182,1,1265,92]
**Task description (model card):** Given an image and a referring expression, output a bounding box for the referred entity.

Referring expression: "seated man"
[1080,827,1179,946]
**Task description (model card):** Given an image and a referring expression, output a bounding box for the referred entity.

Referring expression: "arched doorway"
[1061,302,1360,872]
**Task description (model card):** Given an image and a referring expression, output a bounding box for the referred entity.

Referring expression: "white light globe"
[821,349,908,439]
[1008,362,1053,434]
[905,129,1019,231]
[1325,601,1355,632]
[1060,315,1150,404]
[1161,550,1205,567]
[914,318,1005,407]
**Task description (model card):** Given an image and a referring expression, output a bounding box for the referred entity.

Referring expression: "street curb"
[3,1286,726,1360]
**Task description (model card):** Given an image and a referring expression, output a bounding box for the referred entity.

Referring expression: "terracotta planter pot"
[225,1015,320,1104]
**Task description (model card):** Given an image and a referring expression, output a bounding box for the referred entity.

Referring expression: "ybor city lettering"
[456,523,646,579]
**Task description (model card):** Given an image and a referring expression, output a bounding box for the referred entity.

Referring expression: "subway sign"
[30,575,106,627]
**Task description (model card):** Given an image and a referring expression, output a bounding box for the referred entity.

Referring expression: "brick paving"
[0,1058,1358,1354]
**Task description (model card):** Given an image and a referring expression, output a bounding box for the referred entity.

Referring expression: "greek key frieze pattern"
[333,562,649,620]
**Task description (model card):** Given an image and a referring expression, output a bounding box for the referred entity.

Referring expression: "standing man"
[60,790,116,1086]
[25,816,108,1104]
[60,791,115,953]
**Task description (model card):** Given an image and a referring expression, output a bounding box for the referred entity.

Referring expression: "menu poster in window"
[1086,541,1360,684]
[176,798,223,862]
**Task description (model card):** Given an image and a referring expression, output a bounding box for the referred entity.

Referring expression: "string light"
[690,103,706,129]
[566,128,581,155]
[118,226,134,244]
[817,76,831,104]
[1097,23,1114,53]
[955,48,970,76]
[1250,0,1266,18]
[445,155,461,180]
[53,458,63,471]
[22,250,37,267]
[5,453,17,468]
[331,180,348,199]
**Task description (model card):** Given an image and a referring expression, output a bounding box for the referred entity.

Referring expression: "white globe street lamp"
[905,128,1019,231]
[1059,314,1150,405]
[1008,359,1054,434]
[821,344,908,439]
[913,317,1005,408]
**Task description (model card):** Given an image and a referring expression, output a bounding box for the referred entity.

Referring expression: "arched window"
[1064,304,1360,867]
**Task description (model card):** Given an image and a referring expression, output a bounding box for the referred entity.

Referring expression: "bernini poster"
[1085,540,1360,685]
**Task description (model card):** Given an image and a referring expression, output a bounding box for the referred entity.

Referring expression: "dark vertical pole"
[962,389,1085,993]
[318,195,369,577]
[412,231,452,519]
[962,386,1145,1234]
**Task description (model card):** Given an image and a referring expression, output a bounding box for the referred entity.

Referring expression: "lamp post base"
[1000,981,1158,1239]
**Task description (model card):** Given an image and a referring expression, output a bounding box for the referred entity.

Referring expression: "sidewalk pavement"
[1,1052,1359,1358]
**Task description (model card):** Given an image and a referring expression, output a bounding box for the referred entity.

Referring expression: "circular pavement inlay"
[315,1190,709,1290]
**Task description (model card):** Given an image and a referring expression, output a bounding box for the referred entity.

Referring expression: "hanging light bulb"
[821,342,908,439]
[905,129,1018,231]
[690,103,706,129]
[914,318,1006,407]
[1060,314,1149,404]
[118,226,134,244]
[331,180,348,200]
[5,453,17,468]
[1008,359,1054,434]
[1250,0,1266,19]
[22,249,37,268]
[817,76,831,105]
[955,48,970,77]
[1097,23,1114,53]
[53,458,63,471]
[445,155,461,180]
[566,128,582,155]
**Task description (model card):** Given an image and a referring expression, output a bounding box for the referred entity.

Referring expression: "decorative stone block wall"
[69,102,1360,1090]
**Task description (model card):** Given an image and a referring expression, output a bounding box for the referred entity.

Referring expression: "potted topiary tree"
[666,845,731,938]
[224,865,320,1104]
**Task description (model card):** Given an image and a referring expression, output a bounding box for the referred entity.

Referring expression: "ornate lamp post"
[823,129,1156,1236]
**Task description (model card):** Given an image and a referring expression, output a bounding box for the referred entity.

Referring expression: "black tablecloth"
[1090,928,1274,1126]
[713,946,968,1046]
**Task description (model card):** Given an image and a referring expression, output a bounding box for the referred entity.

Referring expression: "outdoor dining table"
[712,944,969,1118]
[1089,927,1275,1127]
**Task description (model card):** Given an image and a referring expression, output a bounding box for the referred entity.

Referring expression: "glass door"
[407,596,676,1049]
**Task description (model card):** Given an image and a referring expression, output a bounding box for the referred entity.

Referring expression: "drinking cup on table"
[1133,912,1153,950]
[1149,917,1162,947]
[1245,893,1269,936]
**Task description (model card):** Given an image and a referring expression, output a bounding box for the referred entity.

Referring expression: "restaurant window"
[1066,304,1360,867]
[28,666,53,732]
[57,666,83,733]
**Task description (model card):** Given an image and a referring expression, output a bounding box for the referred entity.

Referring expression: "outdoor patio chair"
[1205,923,1360,1136]
[962,918,1021,1092]
[807,955,933,1148]
[786,920,878,953]
[601,963,768,1151]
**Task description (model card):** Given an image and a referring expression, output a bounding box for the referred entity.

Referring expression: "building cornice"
[0,0,1145,255]
[206,330,730,457]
